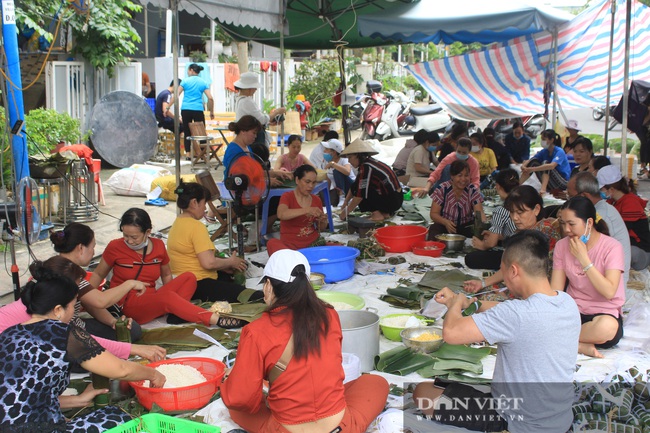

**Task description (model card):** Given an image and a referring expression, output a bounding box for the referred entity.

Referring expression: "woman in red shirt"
[89,208,221,326]
[221,249,388,433]
[266,165,328,256]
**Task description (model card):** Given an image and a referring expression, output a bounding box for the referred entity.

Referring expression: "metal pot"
[337,309,379,372]
[109,379,134,401]
[435,234,466,251]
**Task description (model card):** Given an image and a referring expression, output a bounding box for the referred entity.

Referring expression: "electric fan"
[16,177,42,246]
[224,153,270,254]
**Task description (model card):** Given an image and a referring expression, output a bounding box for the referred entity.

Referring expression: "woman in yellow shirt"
[470,132,498,180]
[167,181,263,308]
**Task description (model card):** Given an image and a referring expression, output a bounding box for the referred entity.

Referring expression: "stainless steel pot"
[337,309,379,372]
[109,379,134,400]
[436,234,466,251]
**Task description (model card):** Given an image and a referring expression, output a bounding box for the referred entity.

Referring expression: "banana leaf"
[417,269,475,292]
[375,347,436,376]
[387,285,423,300]
[138,325,239,349]
[432,358,484,375]
[433,343,491,363]
[237,288,264,304]
[379,294,420,309]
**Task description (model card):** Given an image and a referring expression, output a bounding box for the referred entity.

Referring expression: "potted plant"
[190,50,208,63]
[202,25,234,57]
[25,108,81,178]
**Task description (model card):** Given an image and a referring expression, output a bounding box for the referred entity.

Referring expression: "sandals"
[217,316,247,329]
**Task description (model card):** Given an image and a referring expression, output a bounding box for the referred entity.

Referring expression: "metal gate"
[45,61,86,121]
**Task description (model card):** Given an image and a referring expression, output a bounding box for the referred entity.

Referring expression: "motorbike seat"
[410,105,443,116]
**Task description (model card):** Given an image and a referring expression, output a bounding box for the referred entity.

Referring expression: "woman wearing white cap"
[339,138,403,221]
[563,120,584,155]
[234,71,286,164]
[597,165,650,270]
[221,249,389,433]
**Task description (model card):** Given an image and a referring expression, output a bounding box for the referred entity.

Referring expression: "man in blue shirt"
[155,80,183,132]
[504,121,530,164]
[519,129,571,194]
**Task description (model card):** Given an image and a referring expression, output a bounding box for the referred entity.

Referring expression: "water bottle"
[179,45,184,57]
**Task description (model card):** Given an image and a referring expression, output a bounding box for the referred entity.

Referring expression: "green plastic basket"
[105,413,220,433]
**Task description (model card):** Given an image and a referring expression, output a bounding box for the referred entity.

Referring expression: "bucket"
[342,353,360,384]
[337,310,379,372]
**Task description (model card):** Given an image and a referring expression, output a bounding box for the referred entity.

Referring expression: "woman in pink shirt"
[551,196,625,359]
[274,135,315,173]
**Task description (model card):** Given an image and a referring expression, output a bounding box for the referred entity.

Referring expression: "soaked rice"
[142,363,207,388]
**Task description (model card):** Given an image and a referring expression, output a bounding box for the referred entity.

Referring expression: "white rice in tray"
[330,301,356,310]
[142,363,207,388]
[381,315,424,328]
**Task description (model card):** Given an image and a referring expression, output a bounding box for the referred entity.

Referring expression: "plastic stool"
[89,159,105,205]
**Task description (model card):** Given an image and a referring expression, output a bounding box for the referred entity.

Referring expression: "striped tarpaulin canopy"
[406,0,650,120]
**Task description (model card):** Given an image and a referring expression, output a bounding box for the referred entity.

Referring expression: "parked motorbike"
[592,104,619,130]
[389,90,452,138]
[487,115,546,140]
[360,86,390,140]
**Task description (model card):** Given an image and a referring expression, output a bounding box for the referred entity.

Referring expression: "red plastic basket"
[128,357,225,411]
[412,241,445,257]
[374,225,428,253]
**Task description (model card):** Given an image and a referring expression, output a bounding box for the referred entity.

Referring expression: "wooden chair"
[188,121,223,169]
[195,170,229,240]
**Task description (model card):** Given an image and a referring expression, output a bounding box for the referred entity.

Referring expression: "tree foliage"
[16,0,142,75]
[287,59,340,126]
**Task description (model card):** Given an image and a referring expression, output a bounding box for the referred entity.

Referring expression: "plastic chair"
[195,170,229,240]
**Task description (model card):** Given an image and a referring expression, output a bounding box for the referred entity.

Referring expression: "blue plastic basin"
[298,246,360,283]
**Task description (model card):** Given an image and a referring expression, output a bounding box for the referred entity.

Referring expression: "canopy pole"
[620,0,631,175]
[551,28,559,133]
[337,45,350,145]
[171,0,181,194]
[279,0,286,155]
[603,0,617,155]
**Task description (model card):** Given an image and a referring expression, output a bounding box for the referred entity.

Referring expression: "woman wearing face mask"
[597,165,650,270]
[469,132,497,181]
[551,196,625,358]
[412,137,480,197]
[90,208,223,326]
[464,185,561,291]
[428,160,486,239]
[322,138,355,207]
[519,129,571,195]
[406,130,439,178]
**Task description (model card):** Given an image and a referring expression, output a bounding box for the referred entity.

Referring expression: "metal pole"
[603,0,616,154]
[620,0,631,176]
[144,6,149,57]
[551,28,559,133]
[279,0,285,155]
[1,0,30,183]
[171,0,181,194]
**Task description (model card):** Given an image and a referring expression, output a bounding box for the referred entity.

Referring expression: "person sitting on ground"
[437,123,467,161]
[406,130,439,178]
[564,119,585,155]
[221,249,389,433]
[167,182,263,318]
[309,130,339,169]
[154,79,183,132]
[464,185,562,291]
[267,165,329,256]
[589,155,611,176]
[570,137,594,176]
[413,230,580,433]
[274,135,315,173]
[427,160,486,239]
[0,262,166,432]
[597,165,650,270]
[469,131,497,181]
[339,138,403,221]
[392,135,420,177]
[567,172,631,281]
[0,255,166,365]
[484,127,511,170]
[552,196,626,358]
[322,138,355,207]
[465,169,519,270]
[89,208,223,326]
[504,121,530,164]
[412,137,480,197]
[519,129,571,194]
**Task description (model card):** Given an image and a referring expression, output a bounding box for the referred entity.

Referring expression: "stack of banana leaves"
[375,343,493,384]
[137,325,240,354]
[571,367,650,432]
[381,269,476,309]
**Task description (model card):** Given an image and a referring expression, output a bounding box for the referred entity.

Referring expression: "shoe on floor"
[337,195,345,208]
